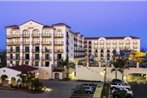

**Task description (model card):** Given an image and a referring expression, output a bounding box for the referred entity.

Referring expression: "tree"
[111,49,130,80]
[18,72,34,88]
[111,59,123,79]
[0,50,6,68]
[57,59,75,79]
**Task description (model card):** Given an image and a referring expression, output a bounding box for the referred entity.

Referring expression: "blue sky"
[0,1,147,50]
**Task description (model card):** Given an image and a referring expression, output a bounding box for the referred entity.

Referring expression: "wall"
[76,65,147,81]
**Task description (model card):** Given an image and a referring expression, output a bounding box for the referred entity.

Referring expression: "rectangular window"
[16,61,19,66]
[16,47,20,52]
[16,54,20,59]
[35,54,39,59]
[35,46,40,52]
[25,46,30,52]
[25,54,30,59]
[45,62,49,67]
[10,54,13,59]
[45,54,50,60]
[35,61,39,66]
[25,61,29,65]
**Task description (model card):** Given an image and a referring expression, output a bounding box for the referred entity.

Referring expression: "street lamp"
[101,59,109,97]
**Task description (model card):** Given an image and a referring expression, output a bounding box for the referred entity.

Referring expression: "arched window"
[32,29,40,36]
[56,29,62,37]
[23,30,29,35]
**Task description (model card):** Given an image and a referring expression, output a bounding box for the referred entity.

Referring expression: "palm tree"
[0,50,6,68]
[57,59,75,79]
[111,59,123,79]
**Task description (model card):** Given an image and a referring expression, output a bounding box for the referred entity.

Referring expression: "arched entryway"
[55,73,60,79]
[11,77,16,87]
[1,75,8,87]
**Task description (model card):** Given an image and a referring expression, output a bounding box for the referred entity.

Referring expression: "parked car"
[111,79,123,85]
[81,83,97,89]
[73,86,95,94]
[111,82,131,90]
[112,88,133,98]
[136,77,147,84]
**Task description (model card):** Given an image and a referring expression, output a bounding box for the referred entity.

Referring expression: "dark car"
[111,79,123,85]
[111,88,133,98]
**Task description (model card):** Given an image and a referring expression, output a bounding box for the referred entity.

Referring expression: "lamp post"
[101,59,109,97]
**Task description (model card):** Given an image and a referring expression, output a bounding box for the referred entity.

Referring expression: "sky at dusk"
[0,1,147,50]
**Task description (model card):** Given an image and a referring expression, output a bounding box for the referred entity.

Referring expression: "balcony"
[54,34,63,38]
[13,34,21,38]
[22,57,30,60]
[32,57,40,60]
[32,34,40,37]
[54,49,63,53]
[54,41,63,46]
[54,57,64,61]
[42,41,51,45]
[22,41,30,45]
[7,42,13,46]
[13,49,20,53]
[32,41,40,45]
[42,57,51,60]
[32,49,40,53]
[7,49,13,53]
[13,42,21,45]
[42,33,51,37]
[22,34,30,38]
[22,49,30,53]
[7,56,13,60]
[74,55,85,58]
[42,49,52,53]
[74,49,85,52]
[14,57,20,60]
[7,35,13,39]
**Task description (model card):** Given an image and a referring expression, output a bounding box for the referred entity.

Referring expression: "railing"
[54,49,63,53]
[42,41,51,45]
[54,41,63,45]
[22,41,30,45]
[32,49,40,53]
[42,33,51,37]
[7,35,13,38]
[32,34,40,37]
[54,34,63,38]
[13,42,21,45]
[22,34,30,37]
[42,49,52,53]
[42,57,51,60]
[13,34,21,38]
[32,41,40,45]
[32,57,40,60]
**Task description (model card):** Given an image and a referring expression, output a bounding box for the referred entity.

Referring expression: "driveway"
[130,83,147,98]
[0,80,82,98]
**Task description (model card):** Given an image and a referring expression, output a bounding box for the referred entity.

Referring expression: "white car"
[111,83,131,90]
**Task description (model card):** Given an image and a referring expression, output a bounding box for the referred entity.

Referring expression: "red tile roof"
[19,20,44,26]
[5,25,19,29]
[85,37,100,40]
[85,36,139,40]
[43,25,53,28]
[52,23,71,28]
[8,65,38,72]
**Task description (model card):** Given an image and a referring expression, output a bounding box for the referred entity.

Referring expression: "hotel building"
[85,36,140,67]
[6,20,140,79]
[6,20,85,79]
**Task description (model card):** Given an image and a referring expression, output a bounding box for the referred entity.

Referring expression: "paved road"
[130,83,147,98]
[0,80,81,98]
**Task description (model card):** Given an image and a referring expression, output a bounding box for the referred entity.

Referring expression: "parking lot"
[130,83,147,98]
[0,80,81,98]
